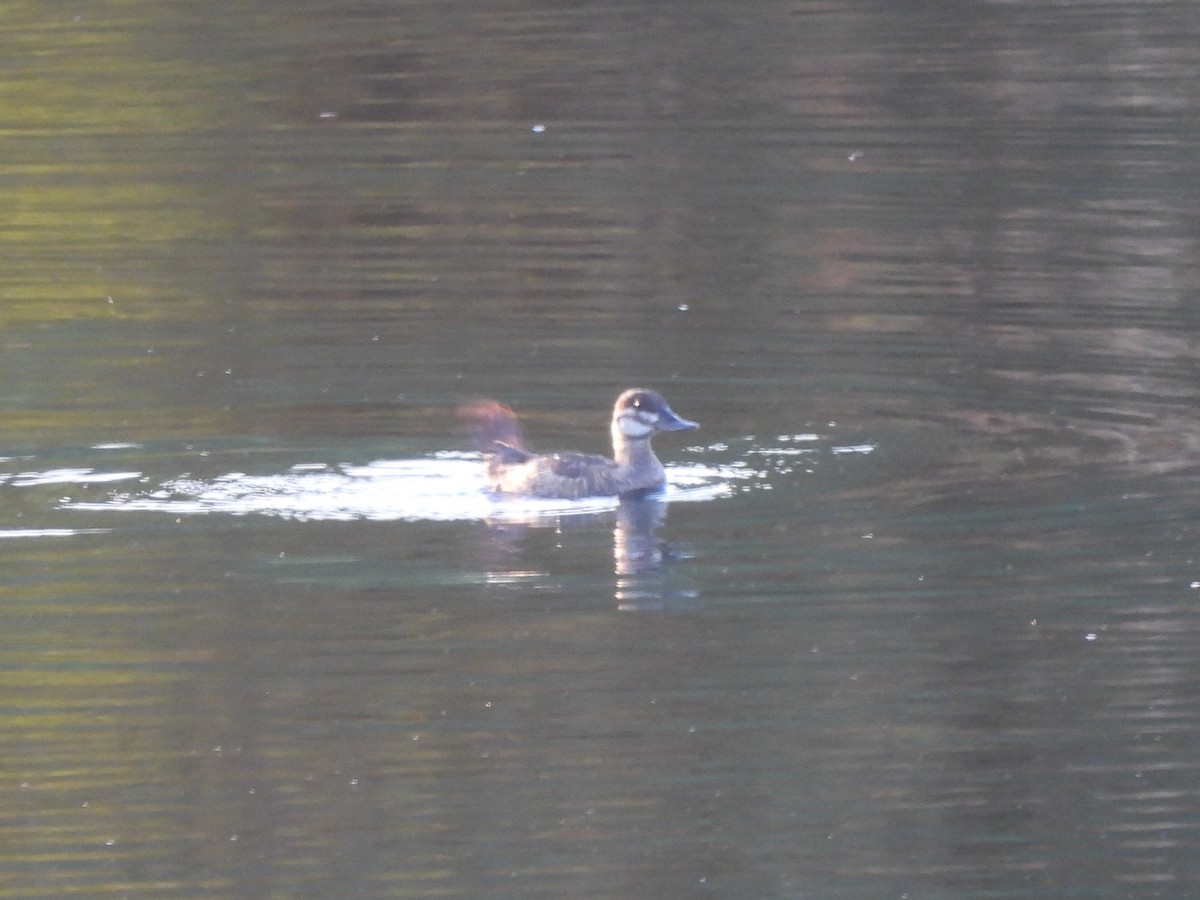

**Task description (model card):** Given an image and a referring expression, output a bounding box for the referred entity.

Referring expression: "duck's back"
[489,450,626,499]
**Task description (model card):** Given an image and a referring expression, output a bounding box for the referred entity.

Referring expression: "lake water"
[4,1,1199,897]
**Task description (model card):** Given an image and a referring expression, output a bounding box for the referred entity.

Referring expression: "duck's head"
[612,388,698,440]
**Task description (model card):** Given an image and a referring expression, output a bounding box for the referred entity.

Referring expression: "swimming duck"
[460,388,698,499]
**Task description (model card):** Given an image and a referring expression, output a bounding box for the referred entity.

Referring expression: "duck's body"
[461,389,698,499]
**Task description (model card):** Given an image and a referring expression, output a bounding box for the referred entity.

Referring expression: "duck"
[459,388,698,499]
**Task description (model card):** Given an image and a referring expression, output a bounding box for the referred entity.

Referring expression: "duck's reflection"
[476,495,697,610]
[613,496,697,611]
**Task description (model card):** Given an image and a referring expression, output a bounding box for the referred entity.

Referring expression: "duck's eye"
[632,398,641,408]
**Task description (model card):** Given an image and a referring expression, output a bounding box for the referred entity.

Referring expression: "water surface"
[4,0,1200,897]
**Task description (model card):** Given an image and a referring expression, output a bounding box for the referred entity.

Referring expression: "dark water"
[4,0,1200,897]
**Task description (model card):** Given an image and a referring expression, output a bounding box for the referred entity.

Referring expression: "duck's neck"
[612,426,657,469]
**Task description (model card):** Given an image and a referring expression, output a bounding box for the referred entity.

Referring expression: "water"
[4,0,1200,896]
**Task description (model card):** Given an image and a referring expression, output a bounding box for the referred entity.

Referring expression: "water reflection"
[613,496,698,611]
[9,0,1199,891]
[474,495,699,609]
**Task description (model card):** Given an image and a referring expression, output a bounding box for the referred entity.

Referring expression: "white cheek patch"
[618,413,655,438]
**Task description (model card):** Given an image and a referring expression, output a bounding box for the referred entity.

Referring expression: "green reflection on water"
[2,2,255,326]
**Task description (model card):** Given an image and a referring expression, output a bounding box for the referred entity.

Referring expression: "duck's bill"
[657,409,699,431]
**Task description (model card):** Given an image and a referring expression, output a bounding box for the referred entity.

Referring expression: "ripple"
[3,468,144,487]
[62,452,735,523]
[0,528,113,539]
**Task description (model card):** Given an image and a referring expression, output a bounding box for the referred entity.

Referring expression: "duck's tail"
[457,400,527,453]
